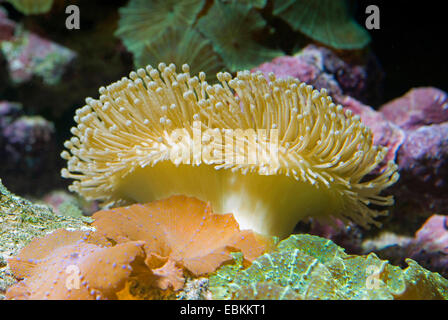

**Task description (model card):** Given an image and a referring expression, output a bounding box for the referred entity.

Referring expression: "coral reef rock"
[0,27,76,85]
[408,215,448,278]
[380,88,448,217]
[0,101,59,195]
[362,215,448,279]
[380,87,448,130]
[252,45,384,105]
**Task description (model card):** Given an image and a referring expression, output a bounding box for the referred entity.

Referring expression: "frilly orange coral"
[6,196,270,299]
[92,195,271,278]
[6,229,146,300]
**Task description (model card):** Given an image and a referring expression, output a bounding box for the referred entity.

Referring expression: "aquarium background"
[1,0,448,300]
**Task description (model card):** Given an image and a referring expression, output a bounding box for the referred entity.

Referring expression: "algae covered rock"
[209,234,448,300]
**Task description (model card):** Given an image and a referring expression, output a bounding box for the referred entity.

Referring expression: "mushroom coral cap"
[6,229,146,300]
[61,63,399,237]
[92,195,270,276]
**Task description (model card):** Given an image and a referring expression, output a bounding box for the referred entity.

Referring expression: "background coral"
[196,0,280,72]
[0,101,62,195]
[115,0,369,73]
[135,26,224,79]
[272,0,370,50]
[5,0,54,15]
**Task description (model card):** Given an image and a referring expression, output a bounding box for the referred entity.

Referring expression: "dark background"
[355,0,447,103]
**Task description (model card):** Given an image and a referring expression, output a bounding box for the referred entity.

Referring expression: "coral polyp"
[61,63,398,237]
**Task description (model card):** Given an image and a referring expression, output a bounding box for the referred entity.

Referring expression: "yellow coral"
[61,63,399,237]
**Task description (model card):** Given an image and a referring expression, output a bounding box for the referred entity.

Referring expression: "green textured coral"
[209,234,448,300]
[115,0,205,56]
[196,0,281,72]
[6,0,54,15]
[116,0,369,74]
[135,26,224,78]
[273,0,371,50]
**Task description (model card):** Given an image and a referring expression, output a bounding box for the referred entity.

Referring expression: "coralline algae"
[0,26,76,85]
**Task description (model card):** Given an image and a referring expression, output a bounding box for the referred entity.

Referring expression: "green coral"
[273,0,371,50]
[221,0,267,9]
[6,0,54,15]
[115,0,205,56]
[135,26,224,78]
[209,234,448,300]
[116,0,369,74]
[196,0,281,72]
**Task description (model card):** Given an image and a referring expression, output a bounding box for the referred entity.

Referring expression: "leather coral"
[61,63,399,238]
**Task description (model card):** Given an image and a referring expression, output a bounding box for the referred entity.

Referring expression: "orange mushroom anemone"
[61,63,399,237]
[6,196,269,300]
[92,195,269,279]
[6,229,146,300]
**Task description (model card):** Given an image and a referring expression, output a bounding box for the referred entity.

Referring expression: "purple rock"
[1,28,76,85]
[412,215,448,253]
[380,87,448,130]
[394,123,448,213]
[253,55,321,85]
[2,115,55,164]
[407,215,448,277]
[308,219,363,254]
[252,44,383,104]
[341,96,405,167]
[0,101,22,129]
[0,104,59,195]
